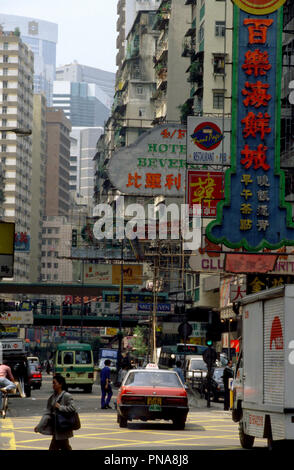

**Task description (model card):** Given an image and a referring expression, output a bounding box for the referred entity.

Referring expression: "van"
[54,343,94,393]
[185,355,208,388]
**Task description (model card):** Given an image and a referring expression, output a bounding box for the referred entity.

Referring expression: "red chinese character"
[242,50,271,77]
[240,144,270,171]
[161,129,171,139]
[145,173,162,189]
[165,174,181,190]
[177,129,187,140]
[242,81,271,108]
[126,172,142,188]
[20,232,28,243]
[244,19,273,45]
[241,112,271,140]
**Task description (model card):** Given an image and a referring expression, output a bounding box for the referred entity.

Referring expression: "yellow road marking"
[0,418,16,450]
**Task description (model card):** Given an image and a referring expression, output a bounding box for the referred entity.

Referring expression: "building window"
[1,145,7,152]
[3,43,8,50]
[2,81,8,89]
[2,94,7,102]
[3,56,8,63]
[213,91,225,109]
[2,107,7,114]
[136,86,143,95]
[215,21,225,37]
[3,69,8,76]
[198,23,205,43]
[213,54,225,74]
[139,108,145,117]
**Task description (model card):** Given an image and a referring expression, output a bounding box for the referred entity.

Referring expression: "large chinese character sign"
[206,0,293,251]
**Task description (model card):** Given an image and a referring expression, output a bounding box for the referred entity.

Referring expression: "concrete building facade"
[0,30,34,281]
[30,93,47,283]
[45,108,71,217]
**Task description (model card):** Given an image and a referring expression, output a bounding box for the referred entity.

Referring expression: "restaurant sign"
[107,124,187,196]
[206,1,294,251]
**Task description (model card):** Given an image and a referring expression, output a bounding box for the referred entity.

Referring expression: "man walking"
[100,359,113,409]
[223,359,233,411]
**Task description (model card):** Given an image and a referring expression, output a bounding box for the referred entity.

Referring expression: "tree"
[130,326,148,358]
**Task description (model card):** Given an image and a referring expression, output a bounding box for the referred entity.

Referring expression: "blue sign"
[206,7,294,251]
[137,303,172,312]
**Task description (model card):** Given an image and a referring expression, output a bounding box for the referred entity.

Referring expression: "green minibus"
[54,343,94,393]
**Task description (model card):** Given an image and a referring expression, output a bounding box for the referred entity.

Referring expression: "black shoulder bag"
[55,393,81,431]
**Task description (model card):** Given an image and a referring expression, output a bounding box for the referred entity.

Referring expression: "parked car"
[116,369,189,429]
[27,361,42,390]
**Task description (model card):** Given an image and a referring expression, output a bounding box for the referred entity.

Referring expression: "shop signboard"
[107,124,187,196]
[206,0,294,252]
[187,170,224,217]
[187,117,231,165]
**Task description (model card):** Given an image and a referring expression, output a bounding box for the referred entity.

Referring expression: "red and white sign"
[187,170,224,217]
[230,284,247,302]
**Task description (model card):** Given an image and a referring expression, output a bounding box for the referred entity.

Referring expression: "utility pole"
[117,237,124,374]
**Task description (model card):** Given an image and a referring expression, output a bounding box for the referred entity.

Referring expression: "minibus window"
[75,351,91,364]
[63,352,74,364]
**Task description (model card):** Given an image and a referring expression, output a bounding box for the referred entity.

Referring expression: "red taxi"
[116,369,189,429]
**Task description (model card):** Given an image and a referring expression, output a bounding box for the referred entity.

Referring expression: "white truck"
[232,285,294,450]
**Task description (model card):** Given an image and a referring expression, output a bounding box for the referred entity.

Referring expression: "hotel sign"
[107,124,187,196]
[206,1,294,251]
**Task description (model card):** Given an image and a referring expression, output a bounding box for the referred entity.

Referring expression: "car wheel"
[118,415,128,428]
[172,417,186,430]
[84,385,92,393]
[239,420,254,449]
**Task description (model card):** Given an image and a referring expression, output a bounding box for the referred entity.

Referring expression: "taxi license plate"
[147,397,162,411]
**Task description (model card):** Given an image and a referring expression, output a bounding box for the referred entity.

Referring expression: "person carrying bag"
[34,374,80,450]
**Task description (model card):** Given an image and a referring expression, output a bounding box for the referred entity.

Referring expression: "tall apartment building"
[116,0,161,70]
[152,0,190,122]
[30,93,47,283]
[53,80,111,127]
[70,126,103,203]
[0,30,34,281]
[0,14,58,105]
[41,216,73,283]
[45,108,71,217]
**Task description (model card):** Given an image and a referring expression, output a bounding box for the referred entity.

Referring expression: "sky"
[0,0,118,73]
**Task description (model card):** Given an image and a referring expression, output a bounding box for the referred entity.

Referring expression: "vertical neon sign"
[206,0,294,251]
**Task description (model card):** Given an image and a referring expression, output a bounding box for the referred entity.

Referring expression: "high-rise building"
[70,127,103,204]
[116,0,161,70]
[52,81,111,127]
[0,30,34,281]
[45,108,71,217]
[0,14,58,105]
[55,61,115,103]
[30,93,47,283]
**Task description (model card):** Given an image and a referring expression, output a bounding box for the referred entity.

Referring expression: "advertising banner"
[187,170,224,217]
[84,264,112,285]
[112,264,143,285]
[107,124,187,196]
[0,311,33,325]
[187,117,231,165]
[206,1,294,251]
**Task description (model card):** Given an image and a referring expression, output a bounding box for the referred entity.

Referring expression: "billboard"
[107,124,187,196]
[0,222,14,278]
[206,3,294,251]
[187,117,231,165]
[187,170,224,217]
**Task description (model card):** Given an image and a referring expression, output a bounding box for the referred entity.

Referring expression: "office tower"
[53,80,111,127]
[0,14,58,106]
[55,61,115,103]
[0,30,33,281]
[45,108,71,217]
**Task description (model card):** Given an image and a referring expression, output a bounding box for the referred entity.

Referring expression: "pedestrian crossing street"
[0,410,268,450]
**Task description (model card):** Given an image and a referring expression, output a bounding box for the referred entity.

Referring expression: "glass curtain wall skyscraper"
[0,14,58,105]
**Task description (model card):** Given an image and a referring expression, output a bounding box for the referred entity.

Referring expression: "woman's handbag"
[55,410,81,431]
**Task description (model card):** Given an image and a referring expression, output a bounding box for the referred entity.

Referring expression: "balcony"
[182,38,196,57]
[187,61,203,85]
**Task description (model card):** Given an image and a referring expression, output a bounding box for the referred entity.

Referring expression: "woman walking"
[34,374,77,450]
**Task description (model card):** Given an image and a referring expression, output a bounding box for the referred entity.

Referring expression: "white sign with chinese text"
[107,124,187,196]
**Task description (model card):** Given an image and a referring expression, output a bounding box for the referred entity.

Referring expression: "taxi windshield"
[124,371,182,388]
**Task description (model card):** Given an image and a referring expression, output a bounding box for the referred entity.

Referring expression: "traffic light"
[72,229,78,247]
[205,311,222,343]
